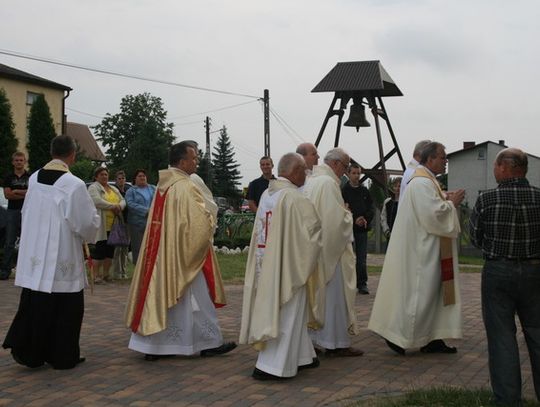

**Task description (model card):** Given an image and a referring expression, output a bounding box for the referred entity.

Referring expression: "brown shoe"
[326,347,364,357]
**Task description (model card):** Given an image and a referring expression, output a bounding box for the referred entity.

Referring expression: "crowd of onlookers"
[0,152,157,283]
[86,167,156,283]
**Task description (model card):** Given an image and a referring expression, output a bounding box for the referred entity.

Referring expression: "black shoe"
[53,357,86,370]
[10,350,44,368]
[144,354,175,361]
[200,341,237,357]
[420,339,457,354]
[252,367,284,381]
[385,339,405,355]
[0,274,10,281]
[358,285,369,295]
[298,357,320,370]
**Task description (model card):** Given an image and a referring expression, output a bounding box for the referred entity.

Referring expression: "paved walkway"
[0,269,536,406]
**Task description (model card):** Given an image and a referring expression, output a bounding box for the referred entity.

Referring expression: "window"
[477,149,486,160]
[26,91,41,105]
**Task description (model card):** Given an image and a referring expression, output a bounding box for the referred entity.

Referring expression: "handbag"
[107,215,130,246]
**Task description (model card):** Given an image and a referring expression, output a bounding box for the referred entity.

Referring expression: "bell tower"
[312,60,405,191]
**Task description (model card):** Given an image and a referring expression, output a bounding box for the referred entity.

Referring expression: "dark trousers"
[1,209,21,277]
[353,230,368,287]
[482,259,540,406]
[3,288,84,369]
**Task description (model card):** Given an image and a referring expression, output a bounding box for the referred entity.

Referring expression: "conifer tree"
[211,125,241,202]
[27,94,56,172]
[0,88,18,178]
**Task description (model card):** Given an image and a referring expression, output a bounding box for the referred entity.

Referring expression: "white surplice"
[128,271,223,355]
[302,164,358,349]
[240,178,322,377]
[15,168,100,293]
[368,166,462,349]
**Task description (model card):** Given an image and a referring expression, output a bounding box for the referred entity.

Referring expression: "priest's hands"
[355,216,368,228]
[447,189,465,207]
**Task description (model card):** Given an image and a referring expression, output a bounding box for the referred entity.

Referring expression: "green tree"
[211,126,241,203]
[93,93,174,184]
[0,88,18,179]
[70,158,94,182]
[27,94,56,172]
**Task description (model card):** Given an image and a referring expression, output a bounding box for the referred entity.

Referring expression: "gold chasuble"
[125,168,226,336]
[239,179,323,349]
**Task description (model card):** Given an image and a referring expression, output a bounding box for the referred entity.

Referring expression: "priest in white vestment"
[240,153,323,380]
[368,142,465,355]
[303,148,363,357]
[3,135,100,370]
[125,141,236,360]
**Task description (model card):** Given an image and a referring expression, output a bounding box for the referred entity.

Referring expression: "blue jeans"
[1,209,21,277]
[482,259,540,406]
[353,230,368,287]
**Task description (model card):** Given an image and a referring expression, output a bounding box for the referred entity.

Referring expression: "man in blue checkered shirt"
[469,147,540,406]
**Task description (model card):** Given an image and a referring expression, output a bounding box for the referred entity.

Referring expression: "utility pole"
[204,116,212,186]
[263,89,270,157]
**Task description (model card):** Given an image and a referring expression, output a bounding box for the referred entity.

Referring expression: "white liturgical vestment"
[368,166,462,349]
[15,164,99,293]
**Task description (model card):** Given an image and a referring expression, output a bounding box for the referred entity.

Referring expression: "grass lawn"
[216,252,247,283]
[352,387,540,406]
[121,252,483,284]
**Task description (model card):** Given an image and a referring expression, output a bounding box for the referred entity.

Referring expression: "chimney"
[463,141,476,149]
[499,140,505,146]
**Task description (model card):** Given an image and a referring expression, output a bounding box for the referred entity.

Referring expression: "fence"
[214,212,255,248]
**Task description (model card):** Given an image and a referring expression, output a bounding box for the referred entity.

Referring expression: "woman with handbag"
[125,169,156,265]
[88,167,125,283]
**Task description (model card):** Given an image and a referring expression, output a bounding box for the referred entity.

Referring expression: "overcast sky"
[2,0,539,185]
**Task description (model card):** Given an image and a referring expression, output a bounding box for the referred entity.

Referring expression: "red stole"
[130,188,224,333]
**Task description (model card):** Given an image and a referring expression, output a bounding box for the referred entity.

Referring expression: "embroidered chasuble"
[125,168,226,336]
[239,178,323,349]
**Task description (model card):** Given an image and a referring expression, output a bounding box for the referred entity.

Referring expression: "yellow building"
[0,63,72,156]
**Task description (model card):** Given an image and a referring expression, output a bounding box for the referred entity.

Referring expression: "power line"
[174,119,204,126]
[169,100,259,120]
[269,108,304,145]
[270,107,305,143]
[66,107,104,119]
[0,48,261,99]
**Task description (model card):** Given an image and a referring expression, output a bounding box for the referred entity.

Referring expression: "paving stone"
[0,270,537,405]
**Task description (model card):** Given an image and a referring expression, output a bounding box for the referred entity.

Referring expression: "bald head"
[494,148,528,182]
[278,153,307,187]
[296,143,319,170]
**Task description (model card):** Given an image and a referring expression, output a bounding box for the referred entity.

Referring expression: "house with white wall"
[447,140,540,207]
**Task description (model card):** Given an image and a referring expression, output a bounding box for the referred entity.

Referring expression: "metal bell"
[344,103,370,131]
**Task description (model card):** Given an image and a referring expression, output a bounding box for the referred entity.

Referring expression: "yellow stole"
[411,167,456,306]
[43,159,69,173]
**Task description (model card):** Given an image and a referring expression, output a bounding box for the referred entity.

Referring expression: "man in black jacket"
[342,163,374,294]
